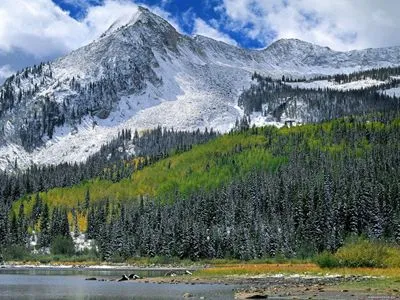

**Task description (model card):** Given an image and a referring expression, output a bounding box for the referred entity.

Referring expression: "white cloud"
[0,0,148,58]
[220,0,400,51]
[82,0,140,42]
[194,18,238,46]
[160,0,172,7]
[3,0,398,82]
[0,0,192,83]
[0,0,188,57]
[0,0,85,57]
[0,0,240,83]
[0,65,14,82]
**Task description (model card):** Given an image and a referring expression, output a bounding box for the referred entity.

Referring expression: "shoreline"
[1,263,202,272]
[0,264,381,298]
[2,263,400,299]
[133,274,399,299]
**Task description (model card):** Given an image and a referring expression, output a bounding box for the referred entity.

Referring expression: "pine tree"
[72,208,79,238]
[84,189,90,211]
[39,203,50,248]
[17,203,27,246]
[32,193,42,224]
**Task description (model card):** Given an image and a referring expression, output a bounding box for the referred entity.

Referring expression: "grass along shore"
[3,256,400,298]
[3,238,400,298]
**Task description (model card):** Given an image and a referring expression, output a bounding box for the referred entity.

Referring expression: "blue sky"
[0,0,400,83]
[52,0,267,49]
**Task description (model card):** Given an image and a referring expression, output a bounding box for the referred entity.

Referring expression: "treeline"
[283,65,400,83]
[85,113,400,260]
[1,198,71,251]
[240,73,399,121]
[0,127,217,205]
[0,63,53,117]
[2,112,399,260]
[0,57,161,151]
[0,63,60,150]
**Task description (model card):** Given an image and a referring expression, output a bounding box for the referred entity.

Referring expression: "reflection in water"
[0,268,185,278]
[0,271,236,300]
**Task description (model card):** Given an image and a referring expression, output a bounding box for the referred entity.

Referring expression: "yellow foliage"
[17,132,274,211]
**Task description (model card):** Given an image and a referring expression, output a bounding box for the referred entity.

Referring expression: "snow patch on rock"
[286,79,386,91]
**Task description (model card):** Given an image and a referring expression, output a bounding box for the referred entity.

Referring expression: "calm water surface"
[0,269,236,299]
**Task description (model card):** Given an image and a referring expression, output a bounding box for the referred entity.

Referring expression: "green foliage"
[5,112,400,262]
[108,253,127,263]
[17,131,282,210]
[335,238,390,268]
[240,71,398,119]
[22,113,389,213]
[50,235,75,256]
[315,238,400,268]
[2,245,31,261]
[10,253,100,264]
[125,256,197,266]
[12,113,400,237]
[314,251,340,268]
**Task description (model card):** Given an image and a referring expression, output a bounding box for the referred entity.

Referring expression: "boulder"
[85,277,97,281]
[183,292,193,298]
[118,274,129,282]
[128,274,141,280]
[245,295,268,299]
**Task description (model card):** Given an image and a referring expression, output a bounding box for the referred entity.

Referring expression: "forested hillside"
[239,72,399,121]
[284,65,400,83]
[0,126,217,204]
[1,111,399,261]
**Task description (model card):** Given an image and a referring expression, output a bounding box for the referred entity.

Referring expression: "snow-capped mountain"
[1,6,400,170]
[263,38,400,75]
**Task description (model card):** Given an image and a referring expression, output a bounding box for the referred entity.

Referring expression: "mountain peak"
[264,38,336,60]
[135,5,162,24]
[102,8,141,37]
[137,5,150,13]
[101,5,169,38]
[267,38,321,49]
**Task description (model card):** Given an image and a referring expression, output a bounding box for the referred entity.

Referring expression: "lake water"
[0,269,236,299]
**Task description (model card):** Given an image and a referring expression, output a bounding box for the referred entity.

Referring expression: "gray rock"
[128,273,140,280]
[118,274,129,282]
[183,292,193,298]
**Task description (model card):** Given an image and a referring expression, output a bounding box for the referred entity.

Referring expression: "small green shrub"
[335,238,387,268]
[50,235,75,256]
[314,251,340,268]
[315,238,400,269]
[108,253,126,263]
[383,248,400,268]
[3,245,31,261]
[147,256,173,265]
[39,257,52,264]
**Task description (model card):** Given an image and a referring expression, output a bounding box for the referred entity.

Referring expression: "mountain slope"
[17,131,278,215]
[263,38,400,74]
[1,7,400,170]
[15,112,400,238]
